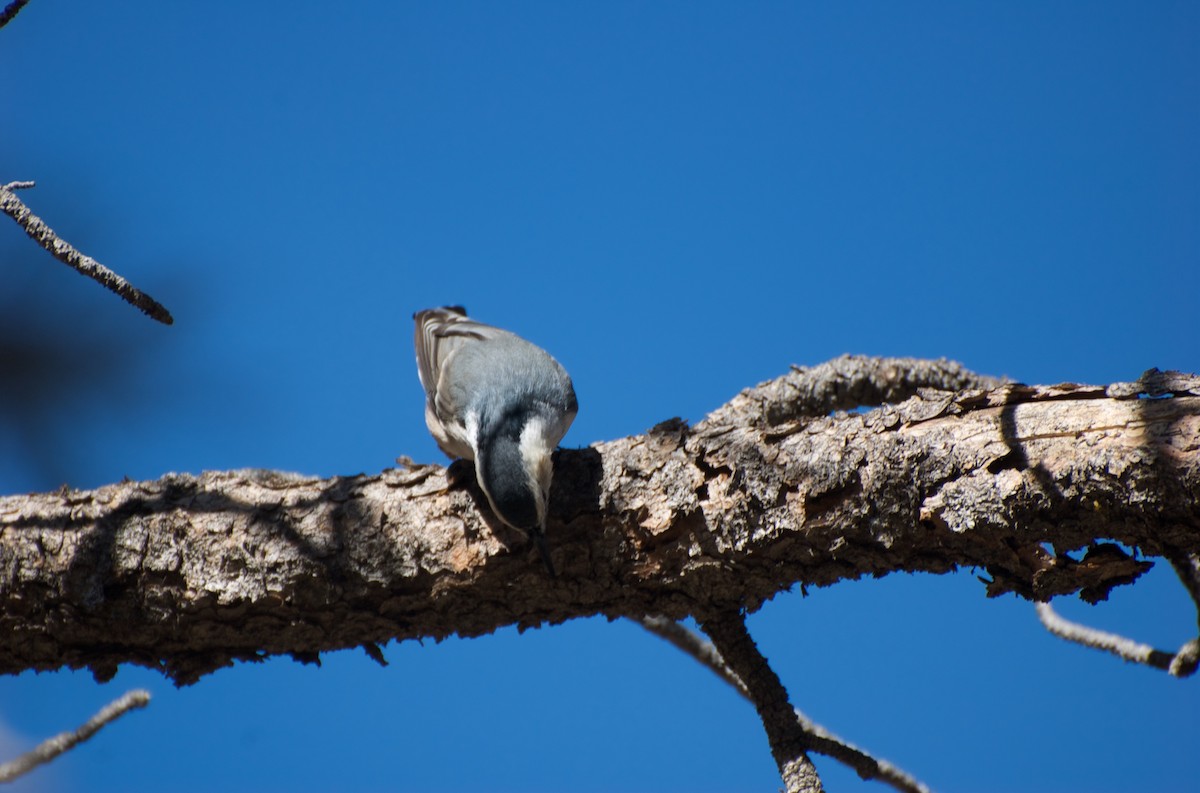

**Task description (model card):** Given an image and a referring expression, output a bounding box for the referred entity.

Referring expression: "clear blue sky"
[1,2,1197,791]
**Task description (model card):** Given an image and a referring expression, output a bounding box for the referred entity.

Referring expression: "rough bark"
[1,359,1197,685]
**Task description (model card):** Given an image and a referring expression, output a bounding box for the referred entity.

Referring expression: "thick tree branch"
[0,689,150,783]
[1,363,1198,685]
[698,609,822,793]
[1,180,174,325]
[639,616,930,793]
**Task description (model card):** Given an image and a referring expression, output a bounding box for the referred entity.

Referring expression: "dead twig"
[1165,549,1200,624]
[1,181,174,325]
[0,689,151,783]
[0,0,32,31]
[1035,601,1198,678]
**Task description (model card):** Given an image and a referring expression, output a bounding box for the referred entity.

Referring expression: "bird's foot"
[444,458,475,490]
[530,530,558,578]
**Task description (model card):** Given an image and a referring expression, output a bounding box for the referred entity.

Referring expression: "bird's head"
[474,409,556,535]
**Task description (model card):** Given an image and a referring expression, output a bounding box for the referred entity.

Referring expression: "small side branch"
[1166,549,1200,624]
[1,181,174,325]
[697,609,823,793]
[640,616,930,793]
[641,615,750,696]
[0,689,151,783]
[1166,549,1200,677]
[1035,602,1198,678]
[0,0,32,30]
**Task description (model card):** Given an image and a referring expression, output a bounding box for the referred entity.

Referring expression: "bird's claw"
[444,458,475,490]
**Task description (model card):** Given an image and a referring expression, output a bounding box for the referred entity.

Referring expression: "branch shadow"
[984,371,1195,603]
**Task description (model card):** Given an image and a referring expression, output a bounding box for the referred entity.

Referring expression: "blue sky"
[1,2,1197,791]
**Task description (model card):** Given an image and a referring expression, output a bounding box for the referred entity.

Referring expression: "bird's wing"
[414,307,507,389]
[414,306,467,398]
[413,306,512,434]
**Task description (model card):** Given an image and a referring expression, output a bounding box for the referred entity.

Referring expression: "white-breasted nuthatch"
[414,306,577,575]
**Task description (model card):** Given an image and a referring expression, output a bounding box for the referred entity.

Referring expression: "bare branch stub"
[698,609,823,793]
[0,689,150,783]
[0,181,174,325]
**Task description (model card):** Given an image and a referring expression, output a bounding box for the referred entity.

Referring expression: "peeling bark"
[1,359,1197,685]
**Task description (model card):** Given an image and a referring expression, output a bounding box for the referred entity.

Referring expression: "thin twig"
[641,616,747,694]
[1165,549,1200,623]
[1035,601,1197,678]
[639,616,931,793]
[1167,638,1200,678]
[1,181,174,325]
[1165,549,1200,676]
[0,689,151,783]
[697,609,824,793]
[0,0,32,30]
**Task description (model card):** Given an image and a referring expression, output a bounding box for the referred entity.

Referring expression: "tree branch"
[1034,545,1200,678]
[1034,602,1197,677]
[639,616,930,793]
[0,689,150,783]
[1166,549,1200,626]
[718,354,1004,426]
[0,0,31,31]
[698,609,822,793]
[0,181,174,325]
[640,615,749,696]
[1,363,1197,685]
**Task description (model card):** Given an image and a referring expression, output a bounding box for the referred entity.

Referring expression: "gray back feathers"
[414,307,577,450]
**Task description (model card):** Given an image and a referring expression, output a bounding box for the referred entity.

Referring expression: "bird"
[413,306,577,576]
